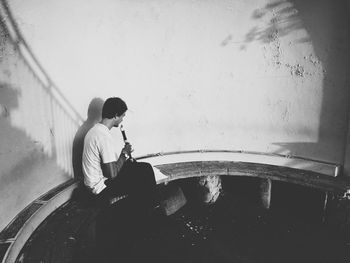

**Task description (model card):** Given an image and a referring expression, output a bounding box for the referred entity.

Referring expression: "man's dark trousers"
[95,160,158,262]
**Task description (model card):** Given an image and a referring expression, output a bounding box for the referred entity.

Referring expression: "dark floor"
[17,177,350,263]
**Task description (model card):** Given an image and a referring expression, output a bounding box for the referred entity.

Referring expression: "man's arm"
[101,155,127,179]
[101,143,132,179]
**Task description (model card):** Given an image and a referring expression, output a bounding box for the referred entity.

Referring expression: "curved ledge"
[2,150,350,263]
[139,150,349,192]
[138,150,341,177]
[155,161,350,192]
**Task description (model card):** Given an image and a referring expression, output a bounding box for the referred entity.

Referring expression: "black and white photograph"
[1,0,350,262]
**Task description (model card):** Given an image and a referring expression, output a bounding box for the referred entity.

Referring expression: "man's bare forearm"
[113,154,127,178]
[101,154,127,179]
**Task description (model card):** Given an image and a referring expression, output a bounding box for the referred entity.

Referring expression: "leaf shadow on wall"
[72,97,104,180]
[242,1,309,47]
[242,0,350,169]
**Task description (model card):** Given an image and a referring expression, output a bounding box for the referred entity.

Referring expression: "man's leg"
[93,163,138,261]
[124,161,159,209]
[95,161,161,256]
[99,160,158,209]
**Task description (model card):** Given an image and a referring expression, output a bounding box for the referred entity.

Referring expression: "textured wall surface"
[10,0,350,164]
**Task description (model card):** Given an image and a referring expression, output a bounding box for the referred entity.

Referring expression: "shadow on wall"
[0,0,82,231]
[0,81,60,194]
[241,1,309,48]
[0,0,82,173]
[72,98,104,181]
[243,0,350,169]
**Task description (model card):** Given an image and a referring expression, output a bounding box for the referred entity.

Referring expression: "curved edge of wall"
[1,150,349,263]
[139,150,342,177]
[1,180,78,263]
[146,151,350,193]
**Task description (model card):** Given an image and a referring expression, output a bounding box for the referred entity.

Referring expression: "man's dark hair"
[102,97,128,119]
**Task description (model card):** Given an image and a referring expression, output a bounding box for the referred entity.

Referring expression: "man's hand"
[102,144,134,179]
[121,143,133,158]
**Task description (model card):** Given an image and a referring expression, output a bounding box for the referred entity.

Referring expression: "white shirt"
[82,123,118,194]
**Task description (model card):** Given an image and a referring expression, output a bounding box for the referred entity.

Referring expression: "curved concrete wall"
[10,0,350,163]
[1,0,350,230]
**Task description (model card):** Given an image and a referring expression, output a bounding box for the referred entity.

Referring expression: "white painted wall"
[1,0,350,231]
[9,0,350,163]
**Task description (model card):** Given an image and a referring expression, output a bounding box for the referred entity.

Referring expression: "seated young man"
[82,97,159,261]
[82,97,158,207]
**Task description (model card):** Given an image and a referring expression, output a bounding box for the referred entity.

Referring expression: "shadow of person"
[72,98,104,181]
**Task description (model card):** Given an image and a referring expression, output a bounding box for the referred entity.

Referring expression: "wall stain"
[0,104,9,118]
[221,34,232,47]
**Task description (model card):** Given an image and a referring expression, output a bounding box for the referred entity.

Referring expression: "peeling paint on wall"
[285,63,305,77]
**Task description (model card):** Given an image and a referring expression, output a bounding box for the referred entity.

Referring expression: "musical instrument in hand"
[120,124,134,161]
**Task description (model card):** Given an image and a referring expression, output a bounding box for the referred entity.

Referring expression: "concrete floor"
[17,177,350,263]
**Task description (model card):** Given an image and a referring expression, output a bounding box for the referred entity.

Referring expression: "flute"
[120,124,134,161]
